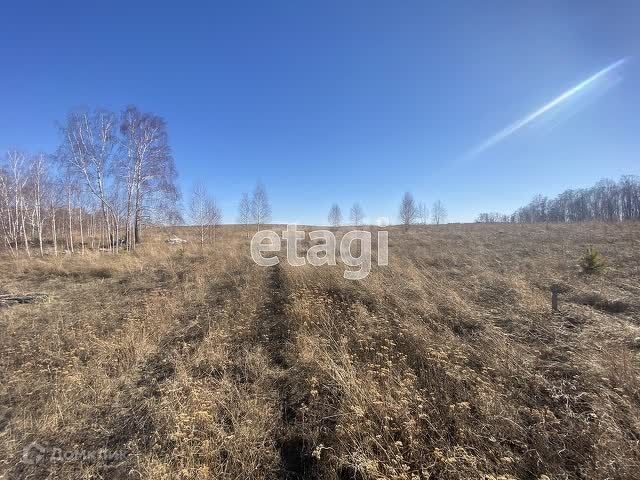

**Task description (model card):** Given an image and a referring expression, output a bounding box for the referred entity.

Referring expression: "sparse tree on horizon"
[399,192,417,230]
[432,200,447,225]
[417,202,429,225]
[238,192,251,237]
[190,182,222,248]
[350,202,364,226]
[251,182,271,231]
[328,203,342,227]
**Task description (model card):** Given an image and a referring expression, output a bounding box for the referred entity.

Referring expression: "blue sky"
[1,1,639,224]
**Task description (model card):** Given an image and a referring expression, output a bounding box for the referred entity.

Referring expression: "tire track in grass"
[258,263,317,480]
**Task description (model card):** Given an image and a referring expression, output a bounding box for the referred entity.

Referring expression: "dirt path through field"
[257,263,318,480]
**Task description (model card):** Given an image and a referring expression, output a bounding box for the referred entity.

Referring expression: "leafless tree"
[119,106,180,249]
[250,182,271,231]
[0,155,23,256]
[349,202,364,226]
[29,153,48,256]
[0,166,15,255]
[432,200,447,225]
[399,192,417,230]
[64,173,75,253]
[47,177,64,256]
[58,109,119,251]
[6,151,31,256]
[190,182,222,248]
[328,204,342,227]
[417,202,429,225]
[238,192,251,238]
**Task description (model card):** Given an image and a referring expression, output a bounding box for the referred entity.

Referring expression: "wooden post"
[551,285,559,312]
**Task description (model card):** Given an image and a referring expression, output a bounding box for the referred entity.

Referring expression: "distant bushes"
[475,212,510,223]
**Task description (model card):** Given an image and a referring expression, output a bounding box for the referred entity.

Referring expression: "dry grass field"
[1,222,639,479]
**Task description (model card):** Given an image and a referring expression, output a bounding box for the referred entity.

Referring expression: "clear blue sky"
[1,1,638,224]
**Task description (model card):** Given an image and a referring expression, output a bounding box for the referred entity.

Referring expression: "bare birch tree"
[238,192,251,238]
[432,200,447,225]
[350,202,364,226]
[399,192,417,230]
[251,182,271,231]
[58,109,119,251]
[29,153,48,256]
[7,151,31,256]
[417,202,429,225]
[190,182,222,248]
[328,204,342,227]
[119,106,180,249]
[0,162,17,255]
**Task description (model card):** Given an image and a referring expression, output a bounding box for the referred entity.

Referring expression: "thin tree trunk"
[20,201,30,257]
[51,210,58,256]
[37,223,44,257]
[114,213,120,253]
[90,215,95,250]
[79,207,85,255]
[68,192,74,254]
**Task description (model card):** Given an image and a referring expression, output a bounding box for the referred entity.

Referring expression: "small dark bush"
[580,247,605,274]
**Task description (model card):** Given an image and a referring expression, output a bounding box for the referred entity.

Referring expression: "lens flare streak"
[465,58,627,158]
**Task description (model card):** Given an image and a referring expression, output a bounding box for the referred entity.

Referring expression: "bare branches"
[417,202,429,225]
[190,182,222,248]
[238,192,251,237]
[119,106,180,249]
[350,202,364,226]
[58,108,119,251]
[399,192,417,229]
[431,200,447,225]
[328,204,342,227]
[0,105,182,256]
[250,182,271,231]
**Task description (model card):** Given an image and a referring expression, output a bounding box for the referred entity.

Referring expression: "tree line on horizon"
[0,104,455,258]
[4,107,636,259]
[475,176,640,224]
[324,194,447,229]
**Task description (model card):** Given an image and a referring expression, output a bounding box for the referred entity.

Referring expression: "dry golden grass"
[1,222,639,479]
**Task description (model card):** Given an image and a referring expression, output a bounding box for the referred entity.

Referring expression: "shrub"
[580,247,605,274]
